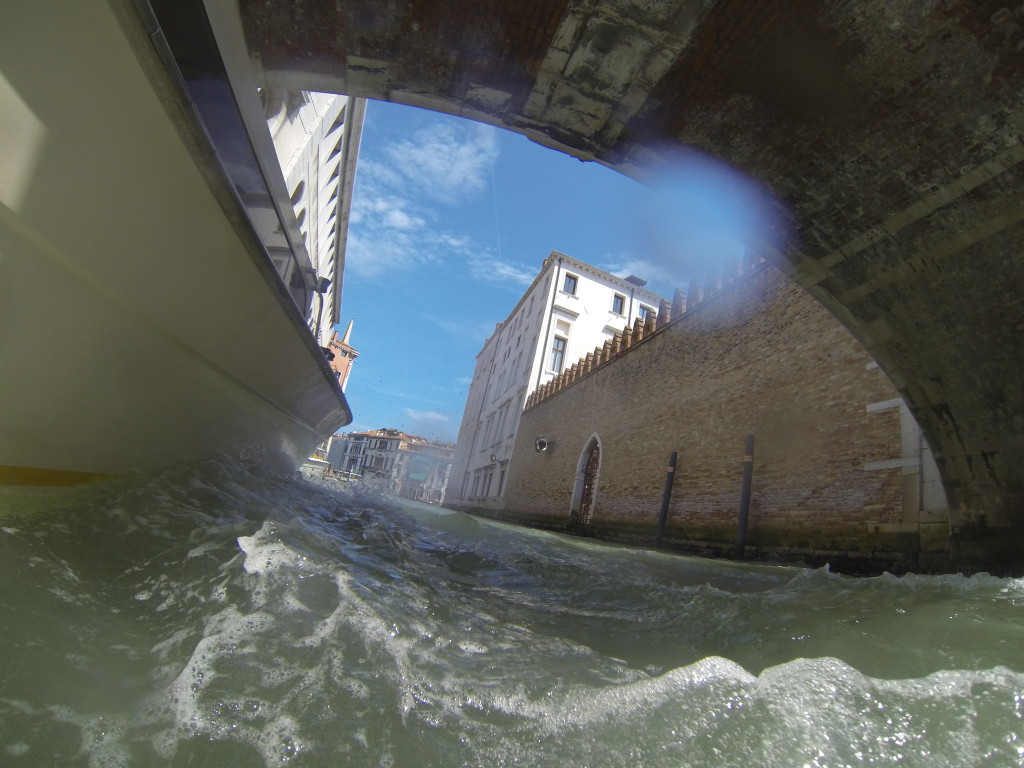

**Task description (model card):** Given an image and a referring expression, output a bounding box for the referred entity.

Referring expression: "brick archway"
[570,435,602,530]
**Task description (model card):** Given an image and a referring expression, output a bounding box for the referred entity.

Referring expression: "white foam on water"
[133,521,375,765]
[126,526,302,763]
[380,647,1024,768]
[254,715,306,764]
[237,524,316,577]
[184,540,222,560]
[10,470,1024,768]
[15,704,136,768]
[456,640,489,655]
[149,617,279,764]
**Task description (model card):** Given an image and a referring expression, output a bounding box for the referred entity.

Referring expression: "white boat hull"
[0,1,351,484]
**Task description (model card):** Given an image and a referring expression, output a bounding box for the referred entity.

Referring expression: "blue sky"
[336,100,783,442]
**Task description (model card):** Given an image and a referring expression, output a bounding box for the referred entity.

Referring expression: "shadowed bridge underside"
[239,0,1024,568]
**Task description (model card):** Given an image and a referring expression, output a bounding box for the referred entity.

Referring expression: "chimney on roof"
[624,275,648,287]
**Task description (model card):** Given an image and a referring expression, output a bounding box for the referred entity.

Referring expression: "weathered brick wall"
[490,266,922,571]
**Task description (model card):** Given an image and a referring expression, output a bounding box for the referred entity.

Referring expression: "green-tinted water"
[1,460,1022,766]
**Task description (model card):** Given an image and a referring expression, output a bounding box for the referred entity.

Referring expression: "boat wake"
[1,459,1022,766]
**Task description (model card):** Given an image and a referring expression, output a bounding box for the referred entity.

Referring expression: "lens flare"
[631,148,792,291]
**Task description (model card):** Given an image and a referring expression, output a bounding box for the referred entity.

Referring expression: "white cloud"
[467,253,536,287]
[425,314,499,344]
[356,195,426,229]
[345,121,501,282]
[384,123,499,204]
[403,408,451,426]
[347,191,474,279]
[601,253,688,298]
[436,232,473,250]
[345,226,439,279]
[354,158,404,197]
[383,208,424,230]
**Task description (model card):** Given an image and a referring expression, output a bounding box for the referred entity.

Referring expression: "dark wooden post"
[736,434,755,556]
[655,452,678,547]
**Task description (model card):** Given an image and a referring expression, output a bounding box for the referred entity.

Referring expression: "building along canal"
[2,459,1022,766]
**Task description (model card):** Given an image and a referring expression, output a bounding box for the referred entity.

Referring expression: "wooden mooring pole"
[735,434,755,556]
[654,451,678,547]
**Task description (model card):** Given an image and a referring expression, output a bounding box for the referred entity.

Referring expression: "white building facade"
[265,90,365,347]
[448,252,664,511]
[328,429,405,481]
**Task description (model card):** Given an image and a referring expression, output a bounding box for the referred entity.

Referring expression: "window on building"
[638,305,653,322]
[612,293,625,314]
[496,403,510,440]
[550,335,567,373]
[562,273,578,295]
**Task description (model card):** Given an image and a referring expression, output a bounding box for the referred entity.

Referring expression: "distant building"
[397,439,455,504]
[328,428,454,501]
[447,252,664,514]
[329,428,404,481]
[326,432,359,477]
[327,320,359,391]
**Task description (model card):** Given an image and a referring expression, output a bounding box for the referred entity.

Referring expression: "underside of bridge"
[238,0,1024,570]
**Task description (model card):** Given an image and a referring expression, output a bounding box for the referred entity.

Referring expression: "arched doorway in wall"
[569,436,601,530]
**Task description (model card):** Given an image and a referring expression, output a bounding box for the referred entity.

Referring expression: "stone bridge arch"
[236,0,1024,567]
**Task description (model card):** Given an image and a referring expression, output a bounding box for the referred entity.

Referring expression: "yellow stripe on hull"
[0,466,109,487]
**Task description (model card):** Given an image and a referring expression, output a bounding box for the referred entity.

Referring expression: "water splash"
[0,459,1022,766]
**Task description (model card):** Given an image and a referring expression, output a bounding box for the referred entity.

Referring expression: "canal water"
[1,459,1022,767]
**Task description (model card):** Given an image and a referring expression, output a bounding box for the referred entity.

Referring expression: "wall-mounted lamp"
[302,267,332,294]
